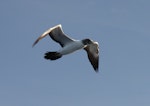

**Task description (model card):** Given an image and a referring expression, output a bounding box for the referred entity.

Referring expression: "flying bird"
[33,24,99,72]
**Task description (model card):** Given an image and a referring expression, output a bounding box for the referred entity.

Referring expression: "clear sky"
[0,0,150,106]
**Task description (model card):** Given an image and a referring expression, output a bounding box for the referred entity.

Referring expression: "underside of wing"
[84,42,99,72]
[48,25,74,47]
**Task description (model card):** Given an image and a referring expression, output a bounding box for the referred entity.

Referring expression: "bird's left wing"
[84,42,99,72]
[32,24,74,47]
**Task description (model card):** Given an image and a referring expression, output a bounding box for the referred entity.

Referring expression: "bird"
[32,24,99,72]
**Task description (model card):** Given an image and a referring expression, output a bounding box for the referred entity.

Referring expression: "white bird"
[33,24,99,72]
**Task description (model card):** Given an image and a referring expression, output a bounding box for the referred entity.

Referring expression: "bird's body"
[58,40,85,55]
[33,24,99,72]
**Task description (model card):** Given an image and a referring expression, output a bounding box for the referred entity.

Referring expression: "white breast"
[59,40,85,55]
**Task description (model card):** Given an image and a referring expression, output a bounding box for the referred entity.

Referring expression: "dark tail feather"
[44,52,62,60]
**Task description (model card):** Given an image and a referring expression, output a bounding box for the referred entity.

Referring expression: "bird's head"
[82,39,93,45]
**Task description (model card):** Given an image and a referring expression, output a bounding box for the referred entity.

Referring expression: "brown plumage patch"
[84,42,99,72]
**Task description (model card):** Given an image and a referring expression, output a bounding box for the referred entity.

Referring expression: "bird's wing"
[84,42,99,72]
[32,24,74,47]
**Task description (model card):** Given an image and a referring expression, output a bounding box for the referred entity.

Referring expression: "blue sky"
[0,0,150,106]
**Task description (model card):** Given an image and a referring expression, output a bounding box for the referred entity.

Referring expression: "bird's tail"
[44,52,62,60]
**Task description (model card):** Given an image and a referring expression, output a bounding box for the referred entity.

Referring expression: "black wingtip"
[32,41,37,47]
[32,39,39,47]
[94,67,99,72]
